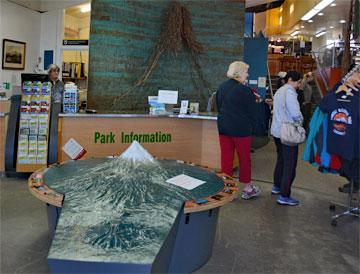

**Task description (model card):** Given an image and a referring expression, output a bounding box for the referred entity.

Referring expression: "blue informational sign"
[244,37,268,98]
[44,50,54,70]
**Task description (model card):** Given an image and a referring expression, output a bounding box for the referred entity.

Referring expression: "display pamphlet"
[166,174,206,190]
[62,138,87,160]
[179,100,189,115]
[189,102,199,114]
[148,96,165,115]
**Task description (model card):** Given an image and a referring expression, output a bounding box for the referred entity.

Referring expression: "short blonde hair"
[226,61,249,79]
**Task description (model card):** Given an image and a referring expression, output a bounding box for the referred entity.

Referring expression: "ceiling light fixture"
[330,3,337,6]
[308,19,314,23]
[301,0,334,21]
[291,30,300,37]
[290,4,294,14]
[301,25,305,29]
[318,12,324,16]
[315,30,327,37]
[329,26,334,29]
[339,19,346,24]
[80,3,91,13]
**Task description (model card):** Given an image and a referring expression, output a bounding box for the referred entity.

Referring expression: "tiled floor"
[1,142,359,273]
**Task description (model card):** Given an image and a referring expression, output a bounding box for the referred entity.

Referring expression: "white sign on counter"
[158,90,178,104]
[62,138,86,160]
[180,100,189,114]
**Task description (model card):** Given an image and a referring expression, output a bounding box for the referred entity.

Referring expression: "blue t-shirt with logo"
[319,90,359,160]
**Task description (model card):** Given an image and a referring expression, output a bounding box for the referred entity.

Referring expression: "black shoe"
[338,183,359,193]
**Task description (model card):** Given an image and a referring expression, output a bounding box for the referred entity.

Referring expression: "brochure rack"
[16,75,51,172]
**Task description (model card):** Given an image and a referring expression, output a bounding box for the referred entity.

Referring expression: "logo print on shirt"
[330,108,352,136]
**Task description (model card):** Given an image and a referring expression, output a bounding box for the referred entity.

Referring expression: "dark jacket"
[216,79,257,137]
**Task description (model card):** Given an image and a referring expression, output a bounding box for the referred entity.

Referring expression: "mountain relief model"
[44,141,223,264]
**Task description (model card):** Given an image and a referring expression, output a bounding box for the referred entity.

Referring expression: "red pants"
[219,135,252,183]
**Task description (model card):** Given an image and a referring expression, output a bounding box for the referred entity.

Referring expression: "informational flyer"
[166,174,206,190]
[258,77,267,88]
[62,138,86,160]
[180,100,189,114]
[158,90,178,104]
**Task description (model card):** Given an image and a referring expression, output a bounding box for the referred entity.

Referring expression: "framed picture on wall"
[2,39,26,70]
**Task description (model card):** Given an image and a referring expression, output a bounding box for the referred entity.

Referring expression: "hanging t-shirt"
[319,90,359,160]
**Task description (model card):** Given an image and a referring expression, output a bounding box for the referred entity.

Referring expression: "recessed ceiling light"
[329,26,334,29]
[291,30,300,37]
[290,4,294,14]
[315,31,327,37]
[80,3,91,13]
[308,20,314,23]
[330,3,337,6]
[301,0,334,21]
[340,19,346,23]
[301,25,305,29]
[318,12,324,16]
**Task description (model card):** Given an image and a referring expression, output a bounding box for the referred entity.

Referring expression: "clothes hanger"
[335,65,360,96]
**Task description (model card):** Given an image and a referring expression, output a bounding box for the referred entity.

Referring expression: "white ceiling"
[290,0,352,39]
[7,0,89,12]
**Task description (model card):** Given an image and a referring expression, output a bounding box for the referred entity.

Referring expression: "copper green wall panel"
[88,0,245,112]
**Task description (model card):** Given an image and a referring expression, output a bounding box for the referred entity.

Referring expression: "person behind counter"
[48,64,64,105]
[271,71,303,206]
[216,61,260,200]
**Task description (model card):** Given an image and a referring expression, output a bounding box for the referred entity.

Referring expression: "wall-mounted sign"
[63,39,89,46]
[258,77,267,88]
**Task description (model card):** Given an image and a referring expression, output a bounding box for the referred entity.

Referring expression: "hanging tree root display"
[111,1,211,108]
[87,0,245,111]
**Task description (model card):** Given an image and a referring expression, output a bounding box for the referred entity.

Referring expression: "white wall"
[40,9,64,72]
[0,0,42,92]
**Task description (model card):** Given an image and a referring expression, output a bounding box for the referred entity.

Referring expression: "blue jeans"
[273,137,298,197]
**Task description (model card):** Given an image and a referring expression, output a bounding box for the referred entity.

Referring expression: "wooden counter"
[0,98,10,113]
[58,114,222,169]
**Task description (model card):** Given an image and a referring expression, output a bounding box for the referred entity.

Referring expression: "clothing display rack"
[329,65,360,226]
[329,179,359,226]
[303,64,360,227]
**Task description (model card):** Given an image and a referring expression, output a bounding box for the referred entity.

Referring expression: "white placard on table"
[258,77,267,88]
[62,138,86,160]
[180,100,189,114]
[158,90,178,104]
[166,174,206,190]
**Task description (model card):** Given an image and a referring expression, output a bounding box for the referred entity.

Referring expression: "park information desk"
[29,142,239,273]
[58,113,221,169]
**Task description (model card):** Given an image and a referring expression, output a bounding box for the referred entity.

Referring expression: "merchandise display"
[16,80,51,170]
[63,83,79,113]
[28,142,239,273]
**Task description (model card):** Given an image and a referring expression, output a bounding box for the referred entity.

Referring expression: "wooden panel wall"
[88,0,245,112]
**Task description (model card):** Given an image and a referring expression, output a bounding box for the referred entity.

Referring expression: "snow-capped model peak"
[119,141,155,163]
